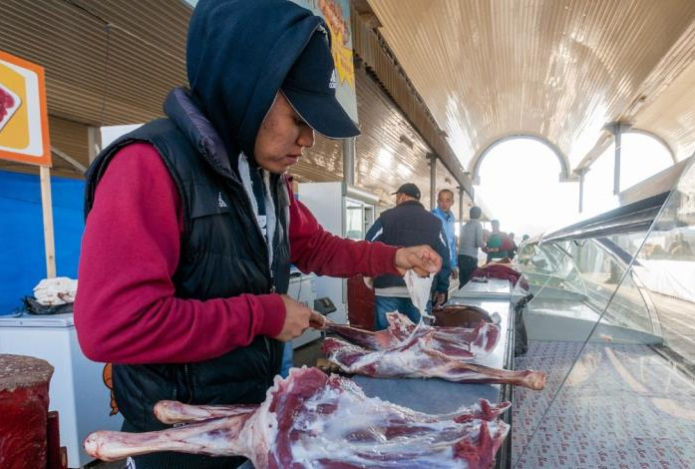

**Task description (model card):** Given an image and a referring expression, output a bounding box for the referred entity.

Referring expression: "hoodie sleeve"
[74,143,285,365]
[288,188,400,277]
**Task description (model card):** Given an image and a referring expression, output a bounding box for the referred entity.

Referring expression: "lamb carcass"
[85,367,510,468]
[322,325,546,390]
[325,312,500,359]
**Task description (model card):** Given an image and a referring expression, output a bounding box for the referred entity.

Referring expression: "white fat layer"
[331,337,498,382]
[283,375,509,468]
[386,312,500,359]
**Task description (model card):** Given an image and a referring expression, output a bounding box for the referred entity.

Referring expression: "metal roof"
[3,0,695,186]
[366,0,695,176]
[0,0,189,127]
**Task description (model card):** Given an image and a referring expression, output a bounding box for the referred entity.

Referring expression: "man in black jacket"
[366,183,451,330]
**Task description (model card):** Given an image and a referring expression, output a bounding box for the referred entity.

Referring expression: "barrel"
[0,354,54,469]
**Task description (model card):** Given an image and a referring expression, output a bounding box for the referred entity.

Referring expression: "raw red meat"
[322,326,546,390]
[326,312,500,359]
[85,367,510,468]
[0,354,54,469]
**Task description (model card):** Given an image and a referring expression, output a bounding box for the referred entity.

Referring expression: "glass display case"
[511,157,695,468]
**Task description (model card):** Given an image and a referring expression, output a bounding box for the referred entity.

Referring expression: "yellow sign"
[317,0,355,89]
[0,51,51,166]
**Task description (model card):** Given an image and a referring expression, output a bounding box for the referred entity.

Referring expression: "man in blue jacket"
[366,183,451,330]
[432,189,458,281]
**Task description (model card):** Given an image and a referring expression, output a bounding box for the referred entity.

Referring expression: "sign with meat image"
[0,83,21,133]
[0,50,51,166]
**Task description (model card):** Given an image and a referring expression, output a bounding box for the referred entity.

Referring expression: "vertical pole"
[458,187,465,221]
[578,168,586,213]
[39,166,56,278]
[342,137,355,190]
[429,153,437,210]
[87,126,102,164]
[613,123,622,195]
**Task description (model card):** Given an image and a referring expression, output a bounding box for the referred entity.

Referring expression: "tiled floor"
[513,340,695,468]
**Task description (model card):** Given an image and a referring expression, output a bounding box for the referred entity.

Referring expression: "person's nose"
[297,125,315,150]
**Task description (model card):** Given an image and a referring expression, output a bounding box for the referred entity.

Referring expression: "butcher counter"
[240,278,518,469]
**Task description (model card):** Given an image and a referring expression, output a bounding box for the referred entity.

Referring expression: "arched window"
[584,132,674,216]
[476,138,576,237]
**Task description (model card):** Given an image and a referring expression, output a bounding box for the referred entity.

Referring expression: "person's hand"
[274,295,313,342]
[395,245,442,277]
[433,291,446,307]
[309,311,328,330]
[451,268,459,280]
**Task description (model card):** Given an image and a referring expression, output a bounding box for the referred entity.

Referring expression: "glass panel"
[345,199,364,240]
[631,160,695,364]
[513,158,695,468]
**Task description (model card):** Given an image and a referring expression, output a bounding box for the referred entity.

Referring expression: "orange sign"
[0,51,51,166]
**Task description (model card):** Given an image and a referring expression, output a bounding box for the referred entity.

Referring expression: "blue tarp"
[0,170,84,314]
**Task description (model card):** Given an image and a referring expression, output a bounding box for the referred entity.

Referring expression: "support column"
[610,123,628,195]
[458,187,465,221]
[577,168,587,213]
[342,137,356,190]
[87,126,102,164]
[429,153,437,210]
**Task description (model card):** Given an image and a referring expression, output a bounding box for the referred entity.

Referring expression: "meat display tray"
[354,375,501,412]
[239,296,515,469]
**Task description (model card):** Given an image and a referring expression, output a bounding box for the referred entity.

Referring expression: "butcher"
[74,0,441,468]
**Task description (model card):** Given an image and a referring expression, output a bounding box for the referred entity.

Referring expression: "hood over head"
[186,0,323,163]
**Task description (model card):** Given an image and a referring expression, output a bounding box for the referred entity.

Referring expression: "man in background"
[432,189,458,283]
[485,219,514,262]
[458,206,485,288]
[367,183,451,330]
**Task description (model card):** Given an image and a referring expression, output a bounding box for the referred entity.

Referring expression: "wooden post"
[39,165,56,278]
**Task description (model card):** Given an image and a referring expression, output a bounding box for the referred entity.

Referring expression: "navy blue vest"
[85,118,291,430]
[373,200,443,289]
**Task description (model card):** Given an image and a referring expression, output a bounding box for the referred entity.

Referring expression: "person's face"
[437,191,454,212]
[253,92,315,174]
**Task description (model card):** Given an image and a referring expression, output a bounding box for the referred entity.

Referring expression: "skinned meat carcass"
[85,367,510,468]
[325,312,500,359]
[322,326,546,390]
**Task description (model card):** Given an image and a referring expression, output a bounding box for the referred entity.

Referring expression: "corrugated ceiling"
[3,0,695,187]
[0,0,189,126]
[367,0,695,174]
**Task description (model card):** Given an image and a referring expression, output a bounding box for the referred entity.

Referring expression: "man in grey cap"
[366,183,451,330]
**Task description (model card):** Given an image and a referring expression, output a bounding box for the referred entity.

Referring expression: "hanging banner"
[291,0,358,123]
[0,51,51,166]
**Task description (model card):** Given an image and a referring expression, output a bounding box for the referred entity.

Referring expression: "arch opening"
[471,134,572,184]
[475,137,577,237]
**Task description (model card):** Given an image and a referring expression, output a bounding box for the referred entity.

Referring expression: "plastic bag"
[22,296,74,315]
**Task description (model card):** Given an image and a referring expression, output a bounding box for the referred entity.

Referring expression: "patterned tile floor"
[513,341,695,468]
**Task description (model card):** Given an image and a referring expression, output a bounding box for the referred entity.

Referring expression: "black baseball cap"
[281,27,360,139]
[393,183,421,200]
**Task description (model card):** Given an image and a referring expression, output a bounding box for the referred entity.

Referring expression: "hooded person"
[74,0,442,467]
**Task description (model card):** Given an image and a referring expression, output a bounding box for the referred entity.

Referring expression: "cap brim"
[283,89,360,139]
